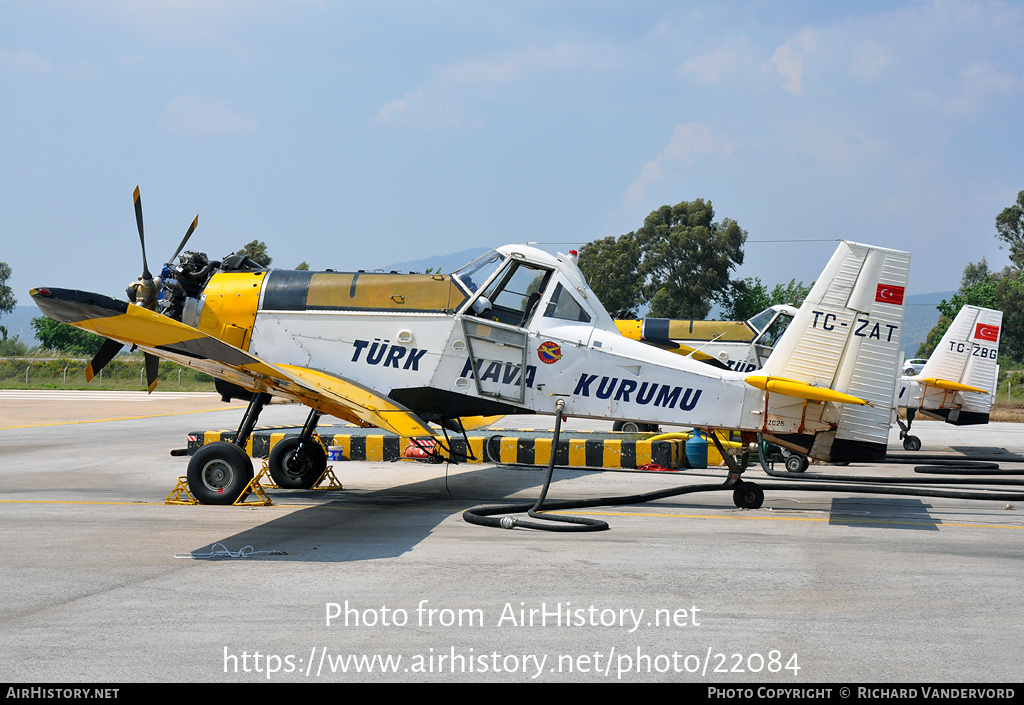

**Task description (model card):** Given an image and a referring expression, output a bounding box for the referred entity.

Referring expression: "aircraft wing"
[30,287,437,438]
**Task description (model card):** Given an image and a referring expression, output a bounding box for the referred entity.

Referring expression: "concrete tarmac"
[1,391,1023,683]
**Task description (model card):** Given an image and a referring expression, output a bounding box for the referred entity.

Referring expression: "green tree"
[295,261,309,271]
[31,317,105,356]
[0,261,16,317]
[995,190,1024,268]
[916,261,1002,358]
[577,233,643,316]
[719,277,812,322]
[239,240,272,267]
[769,278,812,308]
[720,277,771,321]
[994,275,1024,362]
[0,336,28,356]
[636,199,746,319]
[578,199,747,319]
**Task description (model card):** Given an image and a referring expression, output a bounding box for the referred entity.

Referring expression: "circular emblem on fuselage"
[538,341,562,364]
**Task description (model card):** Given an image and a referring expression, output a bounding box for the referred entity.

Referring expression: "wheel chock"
[234,466,273,506]
[165,476,198,505]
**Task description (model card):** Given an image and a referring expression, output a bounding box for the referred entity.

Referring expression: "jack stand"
[233,465,273,506]
[166,477,197,505]
[313,466,343,490]
[259,459,280,489]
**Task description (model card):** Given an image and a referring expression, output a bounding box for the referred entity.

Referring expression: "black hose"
[757,439,1024,500]
[915,466,1024,475]
[464,402,610,531]
[465,429,1024,533]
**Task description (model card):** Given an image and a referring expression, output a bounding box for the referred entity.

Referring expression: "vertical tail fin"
[912,305,1001,425]
[753,241,911,461]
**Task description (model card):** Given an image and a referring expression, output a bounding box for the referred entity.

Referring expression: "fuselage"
[186,246,760,429]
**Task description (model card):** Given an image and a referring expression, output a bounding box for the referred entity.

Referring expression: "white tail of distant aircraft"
[896,305,1001,449]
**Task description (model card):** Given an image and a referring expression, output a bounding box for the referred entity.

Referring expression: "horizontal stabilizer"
[916,377,989,395]
[745,375,869,405]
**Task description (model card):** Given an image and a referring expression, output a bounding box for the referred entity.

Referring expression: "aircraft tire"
[613,421,660,433]
[732,481,764,509]
[903,435,922,452]
[268,437,326,490]
[187,442,254,505]
[784,454,809,473]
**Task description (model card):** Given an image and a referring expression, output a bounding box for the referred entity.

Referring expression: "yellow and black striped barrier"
[187,428,709,470]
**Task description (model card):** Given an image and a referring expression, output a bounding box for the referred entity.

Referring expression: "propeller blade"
[86,338,124,382]
[169,215,199,264]
[133,185,152,281]
[144,353,159,394]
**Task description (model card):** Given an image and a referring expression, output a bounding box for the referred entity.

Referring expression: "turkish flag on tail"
[875,284,905,305]
[975,323,1000,342]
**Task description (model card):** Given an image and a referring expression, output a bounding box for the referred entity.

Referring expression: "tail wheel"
[784,454,809,473]
[268,437,327,489]
[732,481,765,509]
[903,435,922,451]
[187,442,254,505]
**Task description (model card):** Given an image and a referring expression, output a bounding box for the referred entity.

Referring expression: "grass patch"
[0,355,217,392]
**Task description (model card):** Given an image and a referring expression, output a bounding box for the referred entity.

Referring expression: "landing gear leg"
[707,431,765,510]
[186,392,271,504]
[897,409,921,451]
[268,409,326,489]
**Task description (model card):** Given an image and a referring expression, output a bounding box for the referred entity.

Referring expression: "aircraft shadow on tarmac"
[827,498,940,531]
[186,463,609,563]
[185,459,967,560]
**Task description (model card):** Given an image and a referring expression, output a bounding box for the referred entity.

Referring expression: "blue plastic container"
[685,430,708,469]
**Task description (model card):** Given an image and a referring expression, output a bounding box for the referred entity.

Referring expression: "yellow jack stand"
[259,459,343,491]
[165,477,197,505]
[313,466,343,490]
[234,466,273,506]
[165,470,273,507]
[259,459,280,489]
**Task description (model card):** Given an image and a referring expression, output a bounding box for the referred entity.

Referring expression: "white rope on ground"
[174,542,287,559]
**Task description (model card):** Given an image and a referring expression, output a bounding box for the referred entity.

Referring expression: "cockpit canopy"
[452,246,612,333]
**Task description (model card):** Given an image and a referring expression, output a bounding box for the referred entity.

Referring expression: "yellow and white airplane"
[31,189,910,505]
[615,304,798,376]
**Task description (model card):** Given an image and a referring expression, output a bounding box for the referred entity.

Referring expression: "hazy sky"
[2,1,1022,305]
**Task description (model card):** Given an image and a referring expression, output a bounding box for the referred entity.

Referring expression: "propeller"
[85,338,126,383]
[170,214,199,265]
[85,186,199,393]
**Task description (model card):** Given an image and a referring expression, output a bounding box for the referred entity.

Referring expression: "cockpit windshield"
[452,250,505,294]
[747,307,777,334]
[756,313,794,347]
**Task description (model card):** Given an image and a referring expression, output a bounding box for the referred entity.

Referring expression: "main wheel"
[903,435,922,451]
[784,454,809,473]
[268,437,327,489]
[732,481,765,509]
[187,442,254,505]
[613,421,659,433]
